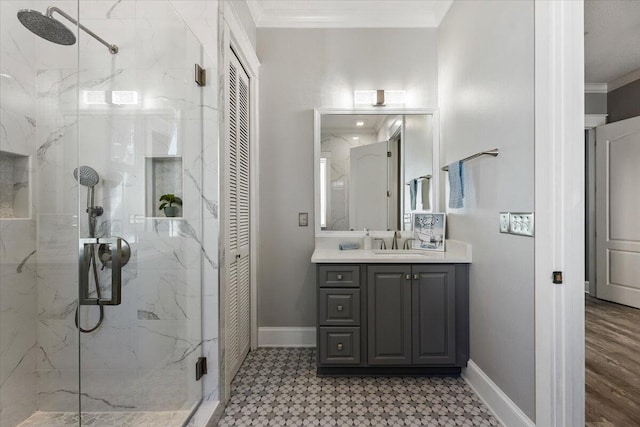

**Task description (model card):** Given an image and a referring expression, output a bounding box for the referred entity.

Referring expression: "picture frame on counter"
[412,212,446,252]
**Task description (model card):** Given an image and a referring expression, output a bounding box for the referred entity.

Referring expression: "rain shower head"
[17,6,118,54]
[74,166,100,188]
[17,9,76,46]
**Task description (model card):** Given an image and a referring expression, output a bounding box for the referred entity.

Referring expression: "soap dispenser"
[363,228,372,250]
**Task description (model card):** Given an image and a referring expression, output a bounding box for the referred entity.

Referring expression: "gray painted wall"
[608,78,640,122]
[257,28,438,327]
[439,1,535,421]
[585,92,607,115]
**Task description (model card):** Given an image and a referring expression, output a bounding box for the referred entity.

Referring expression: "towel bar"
[442,148,499,171]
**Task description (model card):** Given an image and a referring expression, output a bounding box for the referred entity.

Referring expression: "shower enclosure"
[1,1,212,425]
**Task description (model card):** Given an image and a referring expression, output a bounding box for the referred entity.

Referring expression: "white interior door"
[349,141,388,231]
[596,116,640,308]
[224,49,251,385]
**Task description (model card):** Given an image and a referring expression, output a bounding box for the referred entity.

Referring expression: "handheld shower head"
[73,166,102,238]
[74,165,100,188]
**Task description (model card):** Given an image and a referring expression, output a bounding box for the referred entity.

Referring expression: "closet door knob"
[413,274,419,280]
[405,274,411,280]
[337,343,343,351]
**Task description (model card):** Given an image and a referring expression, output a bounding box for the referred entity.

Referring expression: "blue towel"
[339,242,360,250]
[448,161,464,209]
[409,179,418,210]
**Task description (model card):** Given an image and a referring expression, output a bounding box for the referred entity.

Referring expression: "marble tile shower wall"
[2,0,221,425]
[167,0,221,403]
[35,0,206,413]
[0,1,39,426]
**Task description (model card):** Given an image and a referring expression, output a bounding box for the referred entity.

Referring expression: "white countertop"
[311,240,472,264]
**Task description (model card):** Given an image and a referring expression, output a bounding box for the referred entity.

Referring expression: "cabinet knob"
[405,274,411,280]
[336,305,343,312]
[337,343,343,351]
[414,274,419,280]
[336,274,343,280]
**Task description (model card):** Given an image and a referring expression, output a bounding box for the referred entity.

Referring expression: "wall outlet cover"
[499,212,510,233]
[509,212,534,237]
[299,212,308,227]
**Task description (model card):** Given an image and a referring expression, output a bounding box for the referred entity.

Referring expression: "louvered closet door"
[225,50,251,385]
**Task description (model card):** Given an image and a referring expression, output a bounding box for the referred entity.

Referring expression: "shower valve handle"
[79,237,127,306]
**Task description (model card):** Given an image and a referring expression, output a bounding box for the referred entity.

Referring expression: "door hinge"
[195,356,207,381]
[195,64,206,87]
[387,151,392,157]
[387,190,391,197]
[552,271,563,284]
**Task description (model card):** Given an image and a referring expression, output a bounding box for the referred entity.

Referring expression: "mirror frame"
[314,108,440,237]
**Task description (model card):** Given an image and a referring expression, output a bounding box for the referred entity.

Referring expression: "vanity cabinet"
[316,263,469,375]
[367,265,412,365]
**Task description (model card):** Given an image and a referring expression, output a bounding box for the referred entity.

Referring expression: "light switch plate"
[509,212,534,237]
[499,212,510,233]
[298,212,308,227]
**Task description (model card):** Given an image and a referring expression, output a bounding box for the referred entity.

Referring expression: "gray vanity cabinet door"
[367,265,412,365]
[412,265,456,364]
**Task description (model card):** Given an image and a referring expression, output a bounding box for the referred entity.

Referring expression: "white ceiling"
[585,0,640,84]
[246,0,453,28]
[246,1,640,86]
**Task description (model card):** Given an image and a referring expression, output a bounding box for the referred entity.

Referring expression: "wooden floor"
[586,295,640,426]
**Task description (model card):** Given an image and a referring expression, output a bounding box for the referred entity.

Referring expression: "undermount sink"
[372,249,435,256]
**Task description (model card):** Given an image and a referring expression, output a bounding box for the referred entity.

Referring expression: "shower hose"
[74,245,104,333]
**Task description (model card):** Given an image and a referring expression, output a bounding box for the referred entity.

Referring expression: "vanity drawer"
[319,327,361,365]
[319,289,360,326]
[318,265,360,288]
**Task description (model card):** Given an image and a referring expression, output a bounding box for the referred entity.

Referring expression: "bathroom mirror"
[314,109,439,235]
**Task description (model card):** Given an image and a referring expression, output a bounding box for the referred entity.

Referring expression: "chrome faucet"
[392,231,401,250]
[373,238,387,250]
[403,238,415,249]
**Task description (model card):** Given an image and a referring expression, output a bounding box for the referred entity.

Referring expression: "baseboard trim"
[258,327,317,347]
[462,360,535,427]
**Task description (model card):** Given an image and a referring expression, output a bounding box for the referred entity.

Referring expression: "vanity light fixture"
[355,121,365,127]
[352,137,359,140]
[354,89,406,107]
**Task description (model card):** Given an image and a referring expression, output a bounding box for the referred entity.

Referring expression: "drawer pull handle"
[336,274,343,280]
[336,305,343,312]
[413,274,419,280]
[337,343,343,351]
[405,274,410,280]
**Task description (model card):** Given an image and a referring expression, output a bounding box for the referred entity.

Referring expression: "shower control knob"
[98,237,131,269]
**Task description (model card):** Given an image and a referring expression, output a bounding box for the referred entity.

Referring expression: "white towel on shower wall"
[448,161,464,209]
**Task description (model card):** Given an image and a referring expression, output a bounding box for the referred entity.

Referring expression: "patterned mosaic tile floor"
[16,410,190,426]
[219,348,499,426]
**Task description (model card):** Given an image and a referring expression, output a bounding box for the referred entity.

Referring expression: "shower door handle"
[79,237,124,306]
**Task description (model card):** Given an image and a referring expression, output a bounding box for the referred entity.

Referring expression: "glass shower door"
[75,1,203,424]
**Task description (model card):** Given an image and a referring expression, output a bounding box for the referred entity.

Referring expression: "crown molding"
[608,67,640,92]
[245,0,452,29]
[584,83,608,94]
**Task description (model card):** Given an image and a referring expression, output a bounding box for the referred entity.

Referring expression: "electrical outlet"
[509,212,534,237]
[298,212,308,227]
[499,212,510,233]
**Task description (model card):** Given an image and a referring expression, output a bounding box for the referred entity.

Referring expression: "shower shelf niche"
[0,150,31,219]
[145,156,183,218]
